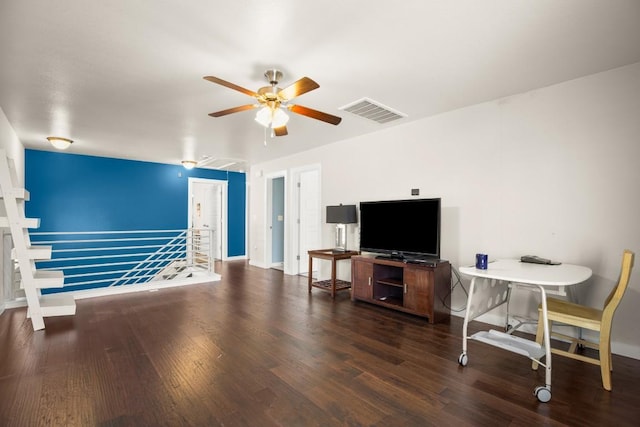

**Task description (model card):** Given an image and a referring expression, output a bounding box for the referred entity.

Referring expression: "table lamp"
[326,204,357,252]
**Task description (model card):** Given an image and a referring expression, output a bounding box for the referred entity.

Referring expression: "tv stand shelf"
[378,277,403,287]
[351,255,451,323]
[377,296,403,307]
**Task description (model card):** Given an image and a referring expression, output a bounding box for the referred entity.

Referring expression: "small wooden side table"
[308,249,359,298]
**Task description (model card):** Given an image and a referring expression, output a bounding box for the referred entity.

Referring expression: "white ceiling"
[2,1,640,172]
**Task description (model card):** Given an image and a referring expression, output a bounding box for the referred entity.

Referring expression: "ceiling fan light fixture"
[255,107,289,128]
[47,136,73,150]
[271,108,289,128]
[181,160,197,170]
[254,107,272,127]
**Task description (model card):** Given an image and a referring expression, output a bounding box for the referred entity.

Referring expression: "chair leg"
[600,335,612,391]
[532,316,546,370]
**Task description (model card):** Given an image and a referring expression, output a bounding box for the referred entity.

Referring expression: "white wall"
[0,107,24,183]
[249,62,640,359]
[0,107,26,313]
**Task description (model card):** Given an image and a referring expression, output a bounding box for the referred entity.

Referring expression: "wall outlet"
[411,188,419,196]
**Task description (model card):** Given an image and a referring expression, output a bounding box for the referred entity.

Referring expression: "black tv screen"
[359,198,441,260]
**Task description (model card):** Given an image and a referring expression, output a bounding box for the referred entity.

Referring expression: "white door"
[297,169,320,275]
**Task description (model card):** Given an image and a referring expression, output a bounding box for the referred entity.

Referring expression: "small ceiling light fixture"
[47,136,73,150]
[181,160,197,170]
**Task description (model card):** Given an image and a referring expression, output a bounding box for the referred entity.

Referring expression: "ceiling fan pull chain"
[263,126,268,146]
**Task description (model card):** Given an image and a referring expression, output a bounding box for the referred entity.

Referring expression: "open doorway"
[188,178,228,261]
[266,173,286,270]
[263,166,320,276]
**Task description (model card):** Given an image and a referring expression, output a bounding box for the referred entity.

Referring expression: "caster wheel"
[534,386,551,403]
[458,353,468,366]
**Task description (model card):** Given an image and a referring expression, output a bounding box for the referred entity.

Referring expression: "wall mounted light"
[181,160,197,170]
[47,136,73,150]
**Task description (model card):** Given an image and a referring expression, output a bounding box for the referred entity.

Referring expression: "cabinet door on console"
[403,267,433,315]
[352,259,373,300]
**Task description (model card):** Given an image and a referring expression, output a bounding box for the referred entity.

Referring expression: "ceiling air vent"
[339,97,407,124]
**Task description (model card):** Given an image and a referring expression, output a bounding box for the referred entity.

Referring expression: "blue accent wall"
[25,149,246,255]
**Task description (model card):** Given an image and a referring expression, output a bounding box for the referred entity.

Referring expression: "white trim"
[4,273,221,309]
[289,164,321,276]
[264,170,287,272]
[187,177,228,260]
[245,178,250,263]
[451,310,640,360]
[249,259,267,269]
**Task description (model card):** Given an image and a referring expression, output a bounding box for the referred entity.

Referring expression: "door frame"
[264,171,287,271]
[187,177,228,260]
[269,176,285,269]
[289,164,321,276]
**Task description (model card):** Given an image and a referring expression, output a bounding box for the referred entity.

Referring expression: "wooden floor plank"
[1,260,639,426]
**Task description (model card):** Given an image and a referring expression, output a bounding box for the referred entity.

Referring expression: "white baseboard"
[451,310,640,360]
[72,273,221,300]
[249,259,267,269]
[4,273,221,309]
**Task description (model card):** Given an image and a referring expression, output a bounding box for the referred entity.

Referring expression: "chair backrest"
[602,249,634,322]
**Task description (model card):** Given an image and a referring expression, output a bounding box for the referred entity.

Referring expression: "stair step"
[0,217,40,228]
[0,188,30,200]
[39,294,76,317]
[21,270,65,289]
[12,245,53,260]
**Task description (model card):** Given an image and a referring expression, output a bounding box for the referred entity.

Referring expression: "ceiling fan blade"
[277,77,319,101]
[273,126,288,137]
[208,104,258,117]
[203,76,260,98]
[288,104,342,125]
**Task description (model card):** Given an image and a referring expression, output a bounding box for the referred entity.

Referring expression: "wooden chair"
[533,249,634,391]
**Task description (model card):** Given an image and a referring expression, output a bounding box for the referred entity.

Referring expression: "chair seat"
[543,297,603,331]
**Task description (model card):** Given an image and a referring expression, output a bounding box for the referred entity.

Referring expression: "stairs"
[0,150,75,330]
[153,260,195,281]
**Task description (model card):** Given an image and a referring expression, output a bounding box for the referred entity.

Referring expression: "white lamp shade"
[255,107,271,127]
[255,107,289,128]
[271,108,289,128]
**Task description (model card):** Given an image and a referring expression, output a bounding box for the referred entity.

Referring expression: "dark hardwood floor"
[1,261,639,426]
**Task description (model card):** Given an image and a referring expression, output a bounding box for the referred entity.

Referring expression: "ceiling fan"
[203,69,342,136]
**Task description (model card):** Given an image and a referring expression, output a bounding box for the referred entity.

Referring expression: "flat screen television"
[359,198,441,260]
